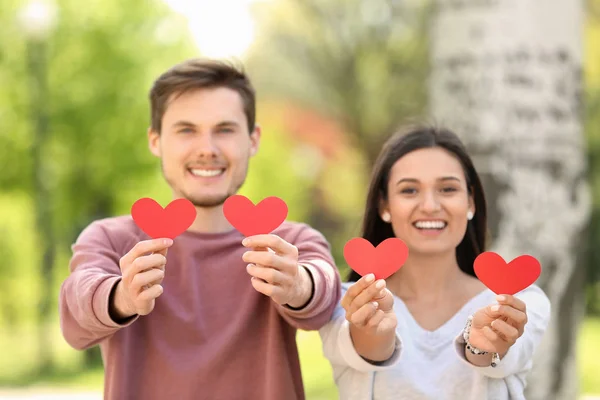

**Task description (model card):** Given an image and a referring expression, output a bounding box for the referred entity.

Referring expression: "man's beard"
[186,192,231,208]
[184,178,246,207]
[161,161,248,208]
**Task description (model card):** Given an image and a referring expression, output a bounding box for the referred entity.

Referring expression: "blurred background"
[0,0,599,399]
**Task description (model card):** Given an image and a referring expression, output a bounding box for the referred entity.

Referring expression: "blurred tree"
[248,0,430,166]
[584,0,600,316]
[246,0,431,267]
[0,0,197,372]
[429,1,590,399]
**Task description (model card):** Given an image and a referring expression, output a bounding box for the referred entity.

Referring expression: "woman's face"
[382,147,474,257]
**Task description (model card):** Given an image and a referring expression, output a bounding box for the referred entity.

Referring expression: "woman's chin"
[406,243,457,258]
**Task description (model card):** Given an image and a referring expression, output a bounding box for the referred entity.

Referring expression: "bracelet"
[463,315,500,368]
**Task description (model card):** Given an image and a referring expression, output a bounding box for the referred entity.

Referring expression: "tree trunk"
[429,1,590,399]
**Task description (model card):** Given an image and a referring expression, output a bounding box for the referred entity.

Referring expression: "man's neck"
[188,203,235,234]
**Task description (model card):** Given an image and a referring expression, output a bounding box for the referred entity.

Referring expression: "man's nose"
[194,133,218,158]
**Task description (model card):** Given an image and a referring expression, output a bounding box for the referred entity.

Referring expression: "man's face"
[148,87,260,207]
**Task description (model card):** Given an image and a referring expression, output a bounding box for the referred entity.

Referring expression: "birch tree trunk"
[429,1,590,399]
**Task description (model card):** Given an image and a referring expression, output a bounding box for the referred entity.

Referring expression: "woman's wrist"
[349,323,397,362]
[462,315,501,367]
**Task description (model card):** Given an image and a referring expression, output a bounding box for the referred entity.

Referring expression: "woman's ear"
[467,190,475,220]
[379,198,391,222]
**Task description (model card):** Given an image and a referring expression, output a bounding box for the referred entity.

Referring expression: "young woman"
[319,126,551,400]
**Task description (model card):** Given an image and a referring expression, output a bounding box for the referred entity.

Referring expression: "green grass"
[578,316,600,394]
[1,317,599,397]
[298,331,337,399]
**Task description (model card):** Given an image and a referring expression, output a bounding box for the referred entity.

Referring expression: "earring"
[467,211,474,221]
[382,212,391,222]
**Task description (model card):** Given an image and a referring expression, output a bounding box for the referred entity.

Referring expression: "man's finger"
[131,253,167,274]
[246,263,288,286]
[122,239,172,268]
[342,274,376,309]
[131,269,165,293]
[155,247,169,257]
[242,251,288,271]
[242,234,296,256]
[137,284,163,303]
[250,276,281,299]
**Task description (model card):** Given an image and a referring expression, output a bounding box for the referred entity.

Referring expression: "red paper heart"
[223,195,288,237]
[131,198,196,239]
[343,237,409,280]
[474,252,541,295]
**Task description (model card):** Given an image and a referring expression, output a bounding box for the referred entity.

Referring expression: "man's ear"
[148,127,161,157]
[249,124,261,157]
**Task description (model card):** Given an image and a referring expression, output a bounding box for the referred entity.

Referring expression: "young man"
[59,59,342,400]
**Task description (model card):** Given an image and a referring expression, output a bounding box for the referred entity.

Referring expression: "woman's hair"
[346,125,488,282]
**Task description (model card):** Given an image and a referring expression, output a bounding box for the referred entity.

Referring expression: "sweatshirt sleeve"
[59,220,138,350]
[453,285,551,379]
[273,224,342,331]
[319,283,402,373]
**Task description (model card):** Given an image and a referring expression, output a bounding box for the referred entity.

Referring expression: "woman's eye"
[441,187,457,193]
[179,128,194,133]
[400,188,416,194]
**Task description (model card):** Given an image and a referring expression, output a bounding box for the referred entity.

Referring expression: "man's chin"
[178,179,246,208]
[181,192,232,208]
[188,196,229,208]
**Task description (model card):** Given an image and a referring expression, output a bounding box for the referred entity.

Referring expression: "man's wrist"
[286,265,314,309]
[109,280,136,322]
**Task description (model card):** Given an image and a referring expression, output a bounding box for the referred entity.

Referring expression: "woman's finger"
[348,301,379,327]
[342,274,376,309]
[491,318,520,343]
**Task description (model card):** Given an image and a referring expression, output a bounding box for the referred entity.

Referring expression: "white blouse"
[318,282,551,400]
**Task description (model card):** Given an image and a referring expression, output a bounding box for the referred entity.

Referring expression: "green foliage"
[584,1,600,314]
[247,0,431,163]
[0,0,198,374]
[1,0,600,392]
[578,317,600,394]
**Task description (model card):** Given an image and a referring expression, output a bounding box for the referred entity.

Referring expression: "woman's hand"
[342,274,398,362]
[469,294,528,357]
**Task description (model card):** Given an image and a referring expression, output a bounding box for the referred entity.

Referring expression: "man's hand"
[241,234,312,308]
[110,238,173,320]
[467,294,528,364]
[342,274,397,362]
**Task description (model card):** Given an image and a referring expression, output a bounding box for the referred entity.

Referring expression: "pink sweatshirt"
[59,216,341,400]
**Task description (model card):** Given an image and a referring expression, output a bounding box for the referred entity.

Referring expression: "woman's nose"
[420,191,441,213]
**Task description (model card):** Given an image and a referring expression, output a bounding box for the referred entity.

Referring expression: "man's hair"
[149,58,256,133]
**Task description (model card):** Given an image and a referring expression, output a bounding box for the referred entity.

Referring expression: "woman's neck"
[386,251,468,303]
